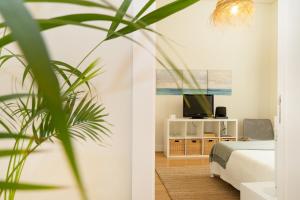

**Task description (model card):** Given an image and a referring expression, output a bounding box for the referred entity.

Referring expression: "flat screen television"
[183,94,214,118]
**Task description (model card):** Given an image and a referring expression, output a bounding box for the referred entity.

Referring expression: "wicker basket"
[203,138,218,155]
[169,139,185,156]
[186,139,202,155]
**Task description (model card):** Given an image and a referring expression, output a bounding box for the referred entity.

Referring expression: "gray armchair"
[243,119,274,140]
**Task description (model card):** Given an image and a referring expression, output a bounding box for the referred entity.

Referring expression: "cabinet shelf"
[164,118,238,158]
[185,136,202,139]
[169,136,186,139]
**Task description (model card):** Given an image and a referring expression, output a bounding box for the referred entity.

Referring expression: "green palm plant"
[0,53,109,199]
[0,0,204,199]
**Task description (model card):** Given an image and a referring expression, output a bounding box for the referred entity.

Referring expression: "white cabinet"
[164,118,238,158]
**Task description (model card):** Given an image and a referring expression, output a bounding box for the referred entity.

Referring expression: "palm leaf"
[108,0,201,40]
[25,0,112,10]
[0,1,86,199]
[0,13,137,47]
[0,182,62,190]
[63,60,101,96]
[51,60,94,91]
[107,0,132,37]
[68,95,110,143]
[0,94,29,102]
[132,0,155,22]
[0,149,32,157]
[0,133,32,140]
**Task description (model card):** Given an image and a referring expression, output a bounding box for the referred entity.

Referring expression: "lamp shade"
[212,0,254,25]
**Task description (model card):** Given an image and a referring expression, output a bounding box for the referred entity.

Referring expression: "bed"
[209,140,275,190]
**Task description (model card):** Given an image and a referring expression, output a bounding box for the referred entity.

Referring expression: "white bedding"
[210,150,275,190]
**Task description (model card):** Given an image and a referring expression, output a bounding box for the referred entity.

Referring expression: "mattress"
[210,140,274,168]
[210,150,275,190]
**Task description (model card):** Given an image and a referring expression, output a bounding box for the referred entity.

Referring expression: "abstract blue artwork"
[156,69,232,96]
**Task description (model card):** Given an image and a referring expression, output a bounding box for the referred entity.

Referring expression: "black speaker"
[215,107,227,118]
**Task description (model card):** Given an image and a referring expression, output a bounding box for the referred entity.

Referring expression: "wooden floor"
[155,152,209,200]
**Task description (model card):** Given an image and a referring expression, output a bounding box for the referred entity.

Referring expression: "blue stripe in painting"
[156,88,182,95]
[182,89,207,94]
[156,89,207,95]
[207,89,232,95]
[156,88,232,96]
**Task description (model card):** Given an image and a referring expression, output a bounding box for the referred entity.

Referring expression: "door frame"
[276,0,300,199]
[276,0,286,199]
[131,0,292,199]
[131,1,156,200]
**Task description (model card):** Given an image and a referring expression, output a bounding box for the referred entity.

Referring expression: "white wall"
[277,0,300,199]
[17,3,133,199]
[155,0,277,151]
[131,2,156,200]
[0,1,153,199]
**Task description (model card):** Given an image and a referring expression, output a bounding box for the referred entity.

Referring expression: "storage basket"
[203,138,218,155]
[186,139,202,155]
[169,139,185,156]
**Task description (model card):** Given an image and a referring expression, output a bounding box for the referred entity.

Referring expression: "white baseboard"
[155,145,164,152]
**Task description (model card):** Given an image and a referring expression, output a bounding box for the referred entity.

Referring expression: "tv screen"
[183,95,214,118]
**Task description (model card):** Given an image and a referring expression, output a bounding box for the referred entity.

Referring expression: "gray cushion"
[243,119,274,140]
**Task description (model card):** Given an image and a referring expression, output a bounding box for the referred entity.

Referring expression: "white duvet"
[210,150,275,190]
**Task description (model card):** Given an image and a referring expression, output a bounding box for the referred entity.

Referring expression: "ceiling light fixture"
[212,0,254,25]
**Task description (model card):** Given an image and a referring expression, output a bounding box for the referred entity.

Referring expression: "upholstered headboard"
[243,119,274,140]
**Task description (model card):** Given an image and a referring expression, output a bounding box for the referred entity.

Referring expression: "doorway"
[153,0,278,199]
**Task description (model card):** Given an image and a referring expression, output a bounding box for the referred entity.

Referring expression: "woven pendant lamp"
[212,0,254,25]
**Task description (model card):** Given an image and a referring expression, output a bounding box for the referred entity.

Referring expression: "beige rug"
[156,166,240,200]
